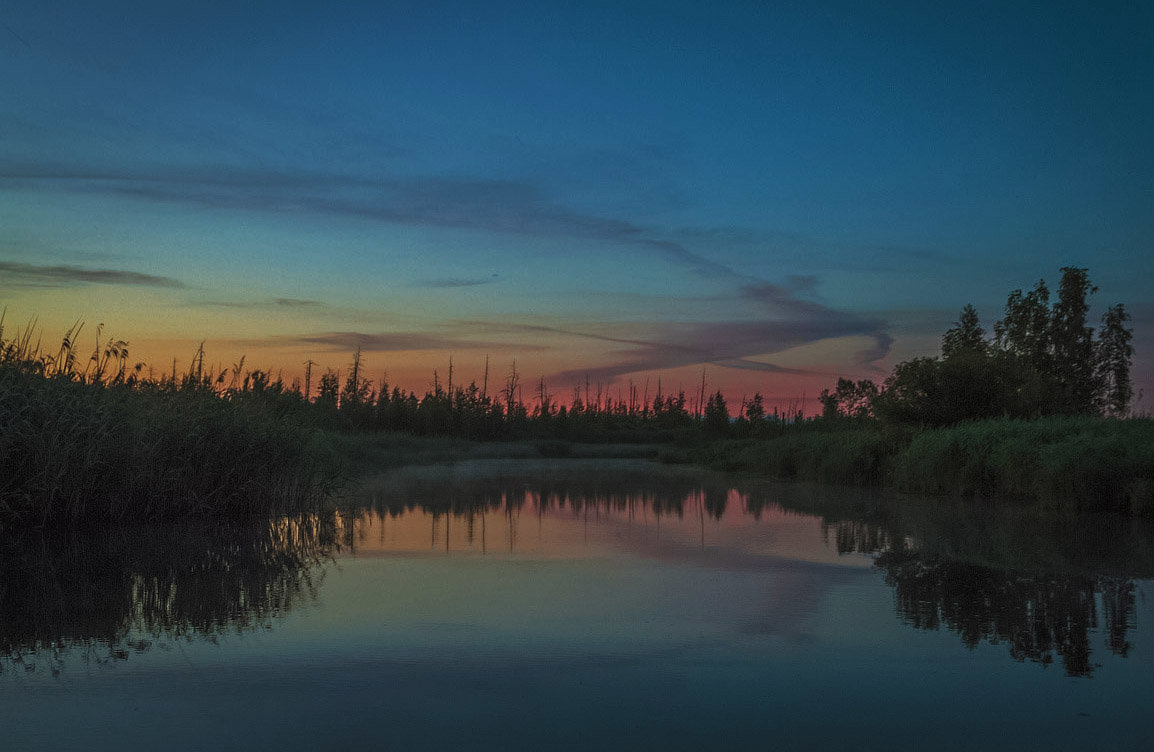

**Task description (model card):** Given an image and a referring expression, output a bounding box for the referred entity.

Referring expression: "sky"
[2,1,1152,411]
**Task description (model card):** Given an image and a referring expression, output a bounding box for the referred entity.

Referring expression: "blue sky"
[2,1,1151,407]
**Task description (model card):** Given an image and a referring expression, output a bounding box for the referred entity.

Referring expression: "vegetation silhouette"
[1,309,794,526]
[754,485,1154,677]
[1,265,1146,525]
[694,267,1150,513]
[878,551,1134,677]
[830,266,1135,425]
[0,313,347,527]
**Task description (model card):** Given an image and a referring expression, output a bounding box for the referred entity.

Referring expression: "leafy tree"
[942,304,986,359]
[871,352,1045,426]
[744,392,766,423]
[1048,267,1099,414]
[870,358,941,425]
[819,378,878,420]
[863,267,1132,426]
[994,279,1051,373]
[315,369,339,414]
[652,390,692,430]
[1096,303,1134,417]
[703,390,729,436]
[340,347,374,427]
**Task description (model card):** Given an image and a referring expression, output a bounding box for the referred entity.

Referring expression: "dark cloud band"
[0,260,184,288]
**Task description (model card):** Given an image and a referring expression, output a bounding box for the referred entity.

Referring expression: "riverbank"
[4,347,1150,527]
[327,431,658,476]
[669,416,1154,515]
[0,361,340,527]
[0,356,661,528]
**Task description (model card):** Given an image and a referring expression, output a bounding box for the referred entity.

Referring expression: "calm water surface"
[3,459,1152,750]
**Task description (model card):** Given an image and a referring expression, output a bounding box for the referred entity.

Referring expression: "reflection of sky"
[338,495,876,569]
[5,455,1154,747]
[2,2,1152,404]
[312,499,878,651]
[5,524,1153,750]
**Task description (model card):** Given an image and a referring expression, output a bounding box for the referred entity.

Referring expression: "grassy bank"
[664,428,901,486]
[893,417,1154,513]
[677,416,1154,514]
[0,352,655,528]
[328,431,660,477]
[4,310,1148,524]
[0,362,340,528]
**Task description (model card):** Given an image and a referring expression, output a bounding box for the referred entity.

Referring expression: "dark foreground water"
[3,459,1153,751]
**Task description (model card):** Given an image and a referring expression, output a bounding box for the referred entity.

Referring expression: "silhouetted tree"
[818,377,877,420]
[744,392,766,423]
[315,369,339,415]
[1096,303,1134,417]
[994,279,1051,373]
[942,304,986,359]
[870,358,941,424]
[1049,267,1099,414]
[864,267,1133,426]
[703,390,729,436]
[340,347,374,427]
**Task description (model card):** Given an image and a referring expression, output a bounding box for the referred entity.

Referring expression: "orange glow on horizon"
[3,305,871,415]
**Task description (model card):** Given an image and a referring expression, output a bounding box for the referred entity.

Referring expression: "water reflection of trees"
[777,491,1153,678]
[8,466,1151,679]
[877,550,1135,676]
[360,463,753,522]
[0,515,338,675]
[363,467,1152,677]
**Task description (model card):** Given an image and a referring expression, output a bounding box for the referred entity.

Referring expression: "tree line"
[819,267,1135,426]
[298,355,786,440]
[6,265,1133,448]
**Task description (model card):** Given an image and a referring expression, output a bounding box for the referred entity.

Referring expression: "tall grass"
[893,416,1154,514]
[680,416,1154,515]
[0,318,340,527]
[676,427,900,486]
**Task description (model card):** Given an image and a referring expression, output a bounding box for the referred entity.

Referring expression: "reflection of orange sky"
[334,490,874,569]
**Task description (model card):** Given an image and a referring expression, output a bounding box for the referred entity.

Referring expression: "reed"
[683,416,1154,515]
[0,318,340,528]
[893,416,1154,513]
[6,313,1148,522]
[682,428,895,486]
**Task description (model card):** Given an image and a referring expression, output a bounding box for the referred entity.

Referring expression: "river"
[3,459,1151,750]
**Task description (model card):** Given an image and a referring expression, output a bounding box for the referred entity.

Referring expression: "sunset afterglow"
[3,2,1151,408]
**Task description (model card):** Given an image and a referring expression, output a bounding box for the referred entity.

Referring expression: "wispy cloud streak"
[414,277,499,289]
[261,330,546,353]
[0,260,184,288]
[200,297,326,309]
[1,162,739,280]
[3,162,895,378]
[274,297,324,307]
[462,305,887,385]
